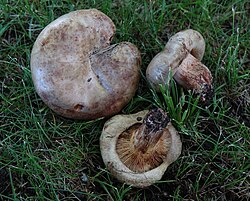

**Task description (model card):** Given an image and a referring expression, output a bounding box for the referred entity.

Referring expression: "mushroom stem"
[133,108,170,153]
[173,53,213,103]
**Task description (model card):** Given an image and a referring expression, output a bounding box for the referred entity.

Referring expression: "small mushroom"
[30,9,141,119]
[100,108,182,187]
[146,29,213,103]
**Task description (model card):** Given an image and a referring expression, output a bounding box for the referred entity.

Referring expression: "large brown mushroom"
[146,29,213,103]
[30,9,141,119]
[100,108,182,187]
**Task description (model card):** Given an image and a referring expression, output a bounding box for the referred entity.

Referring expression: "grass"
[0,0,249,200]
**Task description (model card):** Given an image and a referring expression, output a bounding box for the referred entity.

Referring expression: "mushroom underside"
[100,109,182,187]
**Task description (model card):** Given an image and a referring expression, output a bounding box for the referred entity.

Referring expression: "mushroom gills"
[116,108,172,173]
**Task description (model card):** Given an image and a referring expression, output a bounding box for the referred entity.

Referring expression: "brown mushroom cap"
[146,29,213,103]
[100,109,182,187]
[30,9,141,119]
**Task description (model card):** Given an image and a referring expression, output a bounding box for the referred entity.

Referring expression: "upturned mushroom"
[30,9,141,119]
[100,108,182,187]
[146,29,213,103]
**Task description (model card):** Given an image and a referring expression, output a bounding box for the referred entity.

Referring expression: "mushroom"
[146,29,213,103]
[30,9,141,119]
[100,108,182,187]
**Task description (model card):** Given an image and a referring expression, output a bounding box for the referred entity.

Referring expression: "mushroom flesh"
[30,9,141,119]
[100,108,182,187]
[146,29,213,103]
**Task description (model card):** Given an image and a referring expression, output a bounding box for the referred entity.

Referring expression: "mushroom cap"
[30,9,141,119]
[100,110,182,187]
[146,29,206,90]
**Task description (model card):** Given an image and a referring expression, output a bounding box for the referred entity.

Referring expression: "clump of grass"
[148,72,200,127]
[1,0,249,200]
